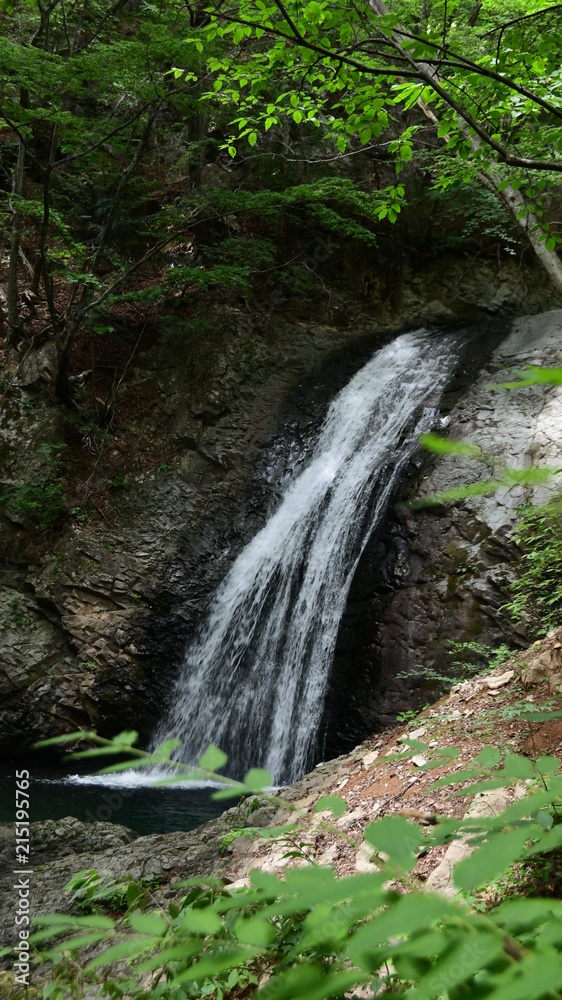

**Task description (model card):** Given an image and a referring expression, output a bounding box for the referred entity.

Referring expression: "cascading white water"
[153,330,459,783]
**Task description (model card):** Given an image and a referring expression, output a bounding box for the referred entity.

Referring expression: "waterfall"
[153,330,459,783]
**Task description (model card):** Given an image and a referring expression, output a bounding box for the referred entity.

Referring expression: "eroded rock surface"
[337,310,562,732]
[1,276,561,754]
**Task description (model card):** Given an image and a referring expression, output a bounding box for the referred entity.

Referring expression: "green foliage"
[109,475,131,492]
[65,869,162,915]
[421,181,518,253]
[1,442,68,529]
[504,495,562,634]
[23,722,562,1000]
[195,0,562,255]
[202,177,390,242]
[397,641,514,692]
[448,640,513,673]
[2,596,31,630]
[203,237,277,270]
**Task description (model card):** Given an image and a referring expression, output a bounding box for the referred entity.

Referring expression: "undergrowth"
[504,495,562,635]
[0,443,67,530]
[396,640,514,693]
[4,715,561,1000]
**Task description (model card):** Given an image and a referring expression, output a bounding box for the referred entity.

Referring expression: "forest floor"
[223,629,562,901]
[1,629,561,998]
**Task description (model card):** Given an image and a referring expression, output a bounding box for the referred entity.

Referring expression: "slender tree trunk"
[5,140,26,347]
[368,0,562,296]
[54,322,78,406]
[39,128,59,330]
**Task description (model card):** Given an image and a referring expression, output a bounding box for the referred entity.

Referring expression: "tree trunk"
[368,0,562,296]
[54,326,79,407]
[492,181,562,294]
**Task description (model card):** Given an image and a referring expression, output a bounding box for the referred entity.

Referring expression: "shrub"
[505,495,562,634]
[16,727,562,1000]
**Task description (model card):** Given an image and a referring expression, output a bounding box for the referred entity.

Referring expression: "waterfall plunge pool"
[0,763,233,835]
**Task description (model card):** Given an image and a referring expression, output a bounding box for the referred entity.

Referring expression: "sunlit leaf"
[198,744,228,772]
[419,433,483,458]
[315,795,347,818]
[454,827,531,891]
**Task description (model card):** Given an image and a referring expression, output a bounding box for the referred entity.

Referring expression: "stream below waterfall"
[0,764,227,835]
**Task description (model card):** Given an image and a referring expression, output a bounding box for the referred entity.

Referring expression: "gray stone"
[369,310,562,719]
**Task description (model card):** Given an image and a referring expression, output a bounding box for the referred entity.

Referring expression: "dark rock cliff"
[1,253,561,760]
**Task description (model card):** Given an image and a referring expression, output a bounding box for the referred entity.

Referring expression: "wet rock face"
[0,812,233,956]
[0,307,389,752]
[0,256,560,759]
[322,310,562,746]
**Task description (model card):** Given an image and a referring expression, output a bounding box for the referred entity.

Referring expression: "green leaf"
[198,744,228,772]
[409,932,504,1000]
[364,815,421,869]
[250,869,283,895]
[153,738,182,759]
[399,737,429,751]
[86,937,152,970]
[47,931,109,955]
[455,777,526,796]
[112,729,139,747]
[524,822,562,855]
[212,786,244,800]
[419,433,483,459]
[128,912,168,936]
[350,892,450,968]
[454,827,531,891]
[174,948,251,985]
[431,768,482,788]
[493,897,562,932]
[235,914,276,946]
[242,767,272,791]
[534,809,553,830]
[501,366,562,390]
[500,753,534,779]
[535,755,560,775]
[180,908,223,935]
[476,746,503,767]
[484,953,562,1000]
[315,795,347,818]
[248,131,258,147]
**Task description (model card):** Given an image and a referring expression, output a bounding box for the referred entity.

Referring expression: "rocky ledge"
[1,629,560,971]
